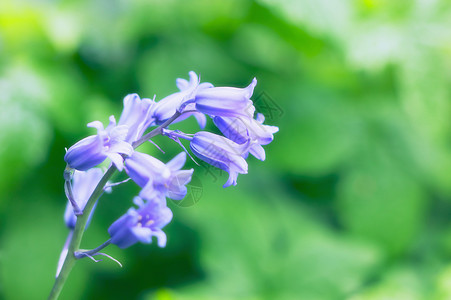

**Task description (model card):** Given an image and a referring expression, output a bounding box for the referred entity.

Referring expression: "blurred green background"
[1,0,451,299]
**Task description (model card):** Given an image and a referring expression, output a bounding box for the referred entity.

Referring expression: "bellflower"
[213,113,279,161]
[118,93,155,143]
[108,197,172,249]
[52,72,279,298]
[125,152,193,200]
[188,131,250,188]
[194,78,257,118]
[64,169,108,229]
[151,71,212,128]
[64,116,134,171]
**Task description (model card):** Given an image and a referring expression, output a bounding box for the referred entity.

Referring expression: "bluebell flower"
[108,197,172,249]
[118,93,155,143]
[150,71,211,128]
[189,131,250,187]
[64,168,108,229]
[64,116,134,171]
[194,78,257,118]
[125,152,193,200]
[213,113,279,161]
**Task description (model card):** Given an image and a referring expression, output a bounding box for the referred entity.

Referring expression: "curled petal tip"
[108,115,117,126]
[87,120,104,131]
[246,78,257,98]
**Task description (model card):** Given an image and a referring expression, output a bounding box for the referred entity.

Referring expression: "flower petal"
[166,152,186,171]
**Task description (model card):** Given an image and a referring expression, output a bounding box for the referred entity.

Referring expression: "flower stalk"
[48,165,116,300]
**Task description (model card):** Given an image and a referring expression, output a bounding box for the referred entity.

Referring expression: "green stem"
[48,166,117,300]
[48,110,183,300]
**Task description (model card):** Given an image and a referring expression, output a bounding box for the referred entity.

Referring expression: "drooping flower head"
[64,168,109,229]
[58,72,278,269]
[213,113,279,161]
[188,131,250,188]
[108,197,173,249]
[64,116,133,171]
[194,78,257,119]
[125,151,193,200]
[118,93,155,143]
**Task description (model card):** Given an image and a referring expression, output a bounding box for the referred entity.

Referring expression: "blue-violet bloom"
[108,197,172,249]
[125,152,193,200]
[213,113,279,161]
[64,116,134,171]
[118,93,155,143]
[189,131,250,187]
[194,78,257,119]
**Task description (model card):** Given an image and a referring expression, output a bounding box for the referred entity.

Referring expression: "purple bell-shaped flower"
[194,78,257,119]
[213,113,279,161]
[189,131,250,187]
[108,197,172,249]
[64,116,133,171]
[118,93,155,143]
[125,152,193,200]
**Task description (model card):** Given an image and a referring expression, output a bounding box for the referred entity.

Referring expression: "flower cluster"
[62,71,278,252]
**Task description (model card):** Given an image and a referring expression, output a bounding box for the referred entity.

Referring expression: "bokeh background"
[1,0,451,299]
